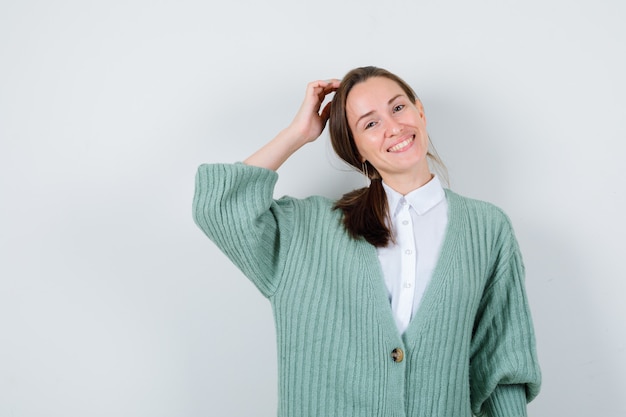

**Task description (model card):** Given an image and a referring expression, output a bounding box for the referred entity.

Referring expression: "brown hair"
[329,66,446,247]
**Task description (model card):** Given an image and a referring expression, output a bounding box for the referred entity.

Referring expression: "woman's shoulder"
[444,188,514,228]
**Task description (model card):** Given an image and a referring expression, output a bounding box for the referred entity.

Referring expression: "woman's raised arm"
[243,79,341,171]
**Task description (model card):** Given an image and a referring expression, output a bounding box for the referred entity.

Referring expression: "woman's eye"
[393,104,405,112]
[365,121,377,129]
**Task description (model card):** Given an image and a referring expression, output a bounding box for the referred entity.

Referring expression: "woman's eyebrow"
[355,94,404,125]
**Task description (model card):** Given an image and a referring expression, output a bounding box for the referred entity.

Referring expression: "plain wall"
[1,0,624,416]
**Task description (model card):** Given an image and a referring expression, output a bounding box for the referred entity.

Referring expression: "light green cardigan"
[193,163,541,417]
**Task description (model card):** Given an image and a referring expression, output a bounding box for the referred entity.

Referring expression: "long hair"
[329,66,446,247]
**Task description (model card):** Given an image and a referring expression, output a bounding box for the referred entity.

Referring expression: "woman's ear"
[415,99,426,123]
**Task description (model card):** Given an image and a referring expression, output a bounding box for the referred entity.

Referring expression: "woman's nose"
[385,118,403,137]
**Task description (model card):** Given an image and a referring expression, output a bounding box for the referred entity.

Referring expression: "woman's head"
[329,67,418,172]
[329,66,438,190]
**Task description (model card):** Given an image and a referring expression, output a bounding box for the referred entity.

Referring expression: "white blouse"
[377,175,448,334]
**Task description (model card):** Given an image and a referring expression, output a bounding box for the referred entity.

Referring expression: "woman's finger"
[305,79,340,113]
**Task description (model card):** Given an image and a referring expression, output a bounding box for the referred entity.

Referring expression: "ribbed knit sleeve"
[192,163,293,297]
[469,213,542,417]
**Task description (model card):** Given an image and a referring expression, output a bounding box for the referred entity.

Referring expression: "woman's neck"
[381,165,433,196]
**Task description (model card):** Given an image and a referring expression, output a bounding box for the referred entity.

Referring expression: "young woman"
[193,66,541,417]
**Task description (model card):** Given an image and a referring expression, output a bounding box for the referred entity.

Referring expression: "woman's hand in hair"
[243,79,341,171]
[287,79,341,145]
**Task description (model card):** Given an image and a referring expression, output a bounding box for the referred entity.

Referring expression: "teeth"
[388,136,414,152]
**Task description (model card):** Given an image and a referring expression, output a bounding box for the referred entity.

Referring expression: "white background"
[1,0,625,416]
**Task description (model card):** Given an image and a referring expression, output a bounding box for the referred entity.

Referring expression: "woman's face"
[345,76,430,186]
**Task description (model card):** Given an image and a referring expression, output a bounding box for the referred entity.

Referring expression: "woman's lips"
[387,135,415,152]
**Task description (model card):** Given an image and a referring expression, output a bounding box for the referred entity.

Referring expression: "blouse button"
[391,348,404,363]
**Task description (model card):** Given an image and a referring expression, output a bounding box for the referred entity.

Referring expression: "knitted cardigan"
[193,163,541,417]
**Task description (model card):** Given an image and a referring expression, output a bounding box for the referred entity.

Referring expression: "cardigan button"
[391,348,404,363]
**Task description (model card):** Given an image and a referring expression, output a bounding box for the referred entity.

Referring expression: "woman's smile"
[387,135,415,152]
